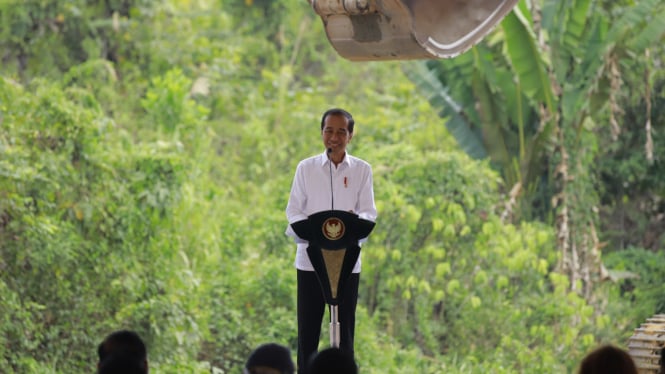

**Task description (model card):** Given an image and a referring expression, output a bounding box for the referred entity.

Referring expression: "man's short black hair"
[98,330,147,361]
[320,108,355,133]
[307,347,357,374]
[245,343,295,374]
[97,330,148,374]
[578,344,637,374]
[98,351,147,374]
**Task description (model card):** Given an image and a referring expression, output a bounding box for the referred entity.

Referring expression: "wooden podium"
[290,210,375,347]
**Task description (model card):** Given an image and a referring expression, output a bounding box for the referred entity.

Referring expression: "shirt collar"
[319,150,351,167]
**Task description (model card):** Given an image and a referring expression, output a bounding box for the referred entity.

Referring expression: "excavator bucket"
[310,0,520,61]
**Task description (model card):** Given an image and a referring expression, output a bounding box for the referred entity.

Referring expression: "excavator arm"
[310,0,519,61]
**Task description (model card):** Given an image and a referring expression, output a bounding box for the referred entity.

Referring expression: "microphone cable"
[327,148,334,210]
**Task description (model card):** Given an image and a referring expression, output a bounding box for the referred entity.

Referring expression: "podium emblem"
[322,217,345,240]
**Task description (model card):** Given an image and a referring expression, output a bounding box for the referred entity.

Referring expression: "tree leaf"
[402,61,487,159]
[502,9,556,115]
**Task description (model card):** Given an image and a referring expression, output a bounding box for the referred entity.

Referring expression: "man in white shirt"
[286,108,377,373]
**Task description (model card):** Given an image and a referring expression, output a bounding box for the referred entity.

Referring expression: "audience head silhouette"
[578,344,638,374]
[98,351,147,374]
[97,329,148,374]
[244,343,295,374]
[307,347,358,374]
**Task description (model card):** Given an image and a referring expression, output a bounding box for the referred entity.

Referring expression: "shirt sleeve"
[285,162,309,242]
[356,164,377,223]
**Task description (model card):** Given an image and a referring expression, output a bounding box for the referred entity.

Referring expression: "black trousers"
[297,269,359,374]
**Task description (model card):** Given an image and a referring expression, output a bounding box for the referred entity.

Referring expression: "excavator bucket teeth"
[310,0,520,61]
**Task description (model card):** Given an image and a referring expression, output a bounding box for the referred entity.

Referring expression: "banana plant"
[405,0,664,210]
[404,0,665,296]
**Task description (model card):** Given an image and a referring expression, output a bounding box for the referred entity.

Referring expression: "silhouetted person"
[244,343,295,374]
[98,351,146,374]
[660,347,665,374]
[578,344,638,374]
[307,347,358,374]
[97,330,148,374]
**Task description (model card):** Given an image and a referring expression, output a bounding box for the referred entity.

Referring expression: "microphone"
[327,148,334,210]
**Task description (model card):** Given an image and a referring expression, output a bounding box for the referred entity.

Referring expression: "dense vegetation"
[1,0,663,373]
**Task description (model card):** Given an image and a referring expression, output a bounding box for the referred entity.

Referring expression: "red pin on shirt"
[344,177,348,188]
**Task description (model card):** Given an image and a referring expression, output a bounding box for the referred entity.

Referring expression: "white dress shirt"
[286,151,377,272]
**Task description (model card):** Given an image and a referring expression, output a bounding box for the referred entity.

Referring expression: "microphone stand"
[326,147,341,348]
[330,305,340,348]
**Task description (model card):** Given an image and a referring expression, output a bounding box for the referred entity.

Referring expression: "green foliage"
[1,0,662,373]
[0,0,156,79]
[141,68,210,136]
[604,248,665,319]
[0,74,187,372]
[363,145,603,372]
[596,72,665,252]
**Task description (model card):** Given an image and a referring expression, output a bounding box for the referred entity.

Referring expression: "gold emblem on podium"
[322,217,345,240]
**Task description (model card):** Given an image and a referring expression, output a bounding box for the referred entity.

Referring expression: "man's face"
[321,114,353,153]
